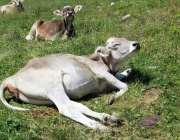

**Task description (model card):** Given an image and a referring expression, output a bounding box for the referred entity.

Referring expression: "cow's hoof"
[91,121,109,131]
[102,114,121,126]
[109,116,122,126]
[125,68,132,76]
[106,95,115,105]
[26,35,33,40]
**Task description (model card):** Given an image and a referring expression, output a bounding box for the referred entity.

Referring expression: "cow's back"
[37,20,65,40]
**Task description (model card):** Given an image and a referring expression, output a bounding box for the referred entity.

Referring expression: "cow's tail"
[0,80,30,111]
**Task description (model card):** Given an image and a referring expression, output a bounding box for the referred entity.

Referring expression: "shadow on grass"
[80,68,154,102]
[122,68,154,85]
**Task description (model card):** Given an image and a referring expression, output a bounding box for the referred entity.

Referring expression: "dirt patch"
[139,115,163,128]
[27,109,59,116]
[145,88,163,103]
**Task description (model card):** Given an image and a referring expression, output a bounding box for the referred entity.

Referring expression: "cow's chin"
[67,15,74,19]
[132,48,140,53]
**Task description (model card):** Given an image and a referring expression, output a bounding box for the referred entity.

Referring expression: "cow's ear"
[95,47,110,57]
[53,10,63,16]
[74,5,82,13]
[20,0,24,2]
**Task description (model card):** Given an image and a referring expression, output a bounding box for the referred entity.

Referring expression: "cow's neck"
[85,54,124,75]
[101,57,116,75]
[64,19,74,31]
[101,56,125,75]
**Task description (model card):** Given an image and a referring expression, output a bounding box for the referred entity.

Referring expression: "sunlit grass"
[0,0,180,139]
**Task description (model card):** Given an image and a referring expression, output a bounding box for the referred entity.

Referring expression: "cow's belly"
[63,73,107,99]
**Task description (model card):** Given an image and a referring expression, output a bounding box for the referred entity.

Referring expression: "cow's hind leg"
[26,20,44,40]
[71,101,121,126]
[47,84,108,130]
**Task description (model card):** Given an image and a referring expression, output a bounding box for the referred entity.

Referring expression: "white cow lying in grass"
[0,0,24,14]
[0,37,140,130]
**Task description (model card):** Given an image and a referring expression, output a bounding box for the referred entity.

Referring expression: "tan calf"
[26,5,82,41]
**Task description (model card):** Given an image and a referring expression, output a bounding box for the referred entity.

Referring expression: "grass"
[0,0,180,139]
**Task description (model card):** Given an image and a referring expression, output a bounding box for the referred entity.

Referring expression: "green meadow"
[0,0,180,139]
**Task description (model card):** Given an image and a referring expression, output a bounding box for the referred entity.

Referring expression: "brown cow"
[26,5,82,41]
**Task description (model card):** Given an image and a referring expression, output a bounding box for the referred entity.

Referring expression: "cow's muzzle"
[132,42,140,50]
[67,11,74,16]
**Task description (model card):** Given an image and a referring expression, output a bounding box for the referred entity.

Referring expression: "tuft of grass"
[0,0,180,139]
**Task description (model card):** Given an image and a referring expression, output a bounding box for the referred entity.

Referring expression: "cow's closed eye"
[109,44,120,50]
[113,44,120,47]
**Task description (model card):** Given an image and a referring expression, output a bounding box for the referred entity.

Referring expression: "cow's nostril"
[132,42,138,47]
[133,42,140,49]
[68,11,74,15]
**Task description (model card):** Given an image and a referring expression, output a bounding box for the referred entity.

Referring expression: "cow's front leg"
[116,68,132,81]
[106,82,128,105]
[101,72,129,105]
[107,69,131,104]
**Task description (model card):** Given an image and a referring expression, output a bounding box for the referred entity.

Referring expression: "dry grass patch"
[145,88,163,104]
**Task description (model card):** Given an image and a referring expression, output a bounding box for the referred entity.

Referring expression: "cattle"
[0,37,140,130]
[0,0,24,14]
[26,5,82,41]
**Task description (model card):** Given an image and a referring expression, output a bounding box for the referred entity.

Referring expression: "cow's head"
[95,37,140,72]
[53,5,82,22]
[96,37,140,60]
[10,0,24,12]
